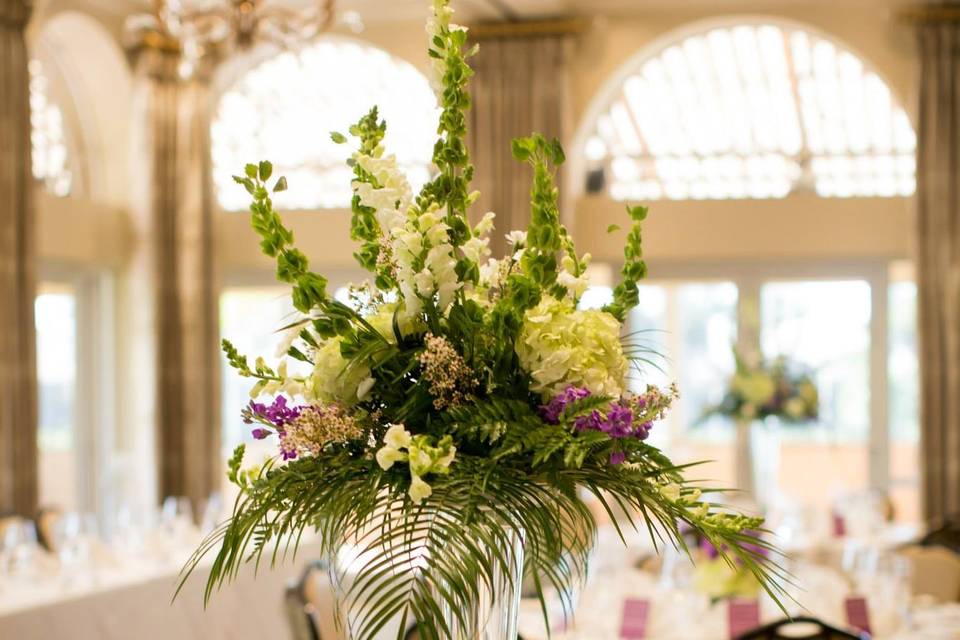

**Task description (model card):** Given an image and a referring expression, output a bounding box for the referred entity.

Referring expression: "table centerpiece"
[180,2,786,637]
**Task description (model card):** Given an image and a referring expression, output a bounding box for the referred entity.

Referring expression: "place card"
[832,513,847,537]
[727,599,760,639]
[844,596,872,634]
[619,598,650,639]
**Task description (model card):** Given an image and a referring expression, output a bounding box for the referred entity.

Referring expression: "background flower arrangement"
[704,349,819,424]
[180,1,786,637]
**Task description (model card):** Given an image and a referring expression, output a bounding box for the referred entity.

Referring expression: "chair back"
[735,616,867,639]
[284,579,319,640]
[301,560,343,640]
[900,544,960,602]
[920,518,960,555]
[34,506,63,553]
[286,559,342,640]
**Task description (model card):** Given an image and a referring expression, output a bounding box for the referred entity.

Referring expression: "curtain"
[917,12,960,525]
[128,45,220,513]
[468,35,569,257]
[0,0,37,517]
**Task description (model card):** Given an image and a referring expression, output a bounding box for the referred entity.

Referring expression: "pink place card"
[619,598,650,639]
[844,597,872,635]
[727,599,761,639]
[832,513,847,537]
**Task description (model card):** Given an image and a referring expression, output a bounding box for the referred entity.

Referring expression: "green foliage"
[512,134,565,293]
[181,448,787,640]
[417,15,478,276]
[226,444,246,487]
[344,108,395,289]
[604,205,649,322]
[231,164,328,313]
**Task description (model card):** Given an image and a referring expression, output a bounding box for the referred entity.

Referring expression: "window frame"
[624,257,895,494]
[37,263,114,518]
[567,16,917,206]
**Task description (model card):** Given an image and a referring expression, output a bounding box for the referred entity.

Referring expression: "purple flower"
[263,396,301,426]
[609,451,626,465]
[574,410,604,432]
[247,396,301,428]
[634,421,654,440]
[251,428,271,440]
[701,531,768,564]
[243,402,267,424]
[601,403,634,438]
[540,386,591,424]
[700,537,721,559]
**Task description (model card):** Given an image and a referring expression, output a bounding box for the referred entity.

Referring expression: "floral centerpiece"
[691,533,768,602]
[702,348,818,505]
[180,1,784,637]
[704,349,819,424]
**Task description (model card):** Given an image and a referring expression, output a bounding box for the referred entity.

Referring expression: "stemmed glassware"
[52,512,99,589]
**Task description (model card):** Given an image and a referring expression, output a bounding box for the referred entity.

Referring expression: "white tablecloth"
[0,544,322,640]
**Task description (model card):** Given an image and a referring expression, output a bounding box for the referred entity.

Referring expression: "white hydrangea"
[516,296,629,399]
[309,338,372,405]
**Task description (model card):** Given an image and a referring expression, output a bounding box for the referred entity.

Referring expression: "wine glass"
[53,512,99,589]
[3,519,40,583]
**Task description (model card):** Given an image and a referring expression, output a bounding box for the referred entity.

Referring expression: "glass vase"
[435,526,525,639]
[332,523,525,640]
[735,417,781,508]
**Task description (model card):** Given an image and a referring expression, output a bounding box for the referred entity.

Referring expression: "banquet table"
[0,542,321,640]
[4,524,960,640]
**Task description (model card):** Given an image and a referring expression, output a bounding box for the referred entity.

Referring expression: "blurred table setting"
[5,490,960,640]
[0,495,321,639]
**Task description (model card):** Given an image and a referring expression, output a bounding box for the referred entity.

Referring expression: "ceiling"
[80,0,915,22]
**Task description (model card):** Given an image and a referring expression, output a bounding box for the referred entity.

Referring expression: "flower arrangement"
[704,349,819,424]
[181,1,784,637]
[692,534,768,601]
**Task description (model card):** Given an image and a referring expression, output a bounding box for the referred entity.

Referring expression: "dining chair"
[735,616,868,640]
[34,506,63,553]
[285,559,347,640]
[284,577,320,640]
[920,517,960,555]
[900,544,960,602]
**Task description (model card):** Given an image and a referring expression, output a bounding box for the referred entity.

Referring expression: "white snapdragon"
[250,359,308,399]
[425,0,456,98]
[474,211,496,236]
[557,254,591,299]
[505,230,527,247]
[274,325,301,359]
[353,153,412,235]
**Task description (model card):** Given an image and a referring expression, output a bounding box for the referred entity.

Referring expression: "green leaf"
[511,138,532,161]
[330,131,348,144]
[627,204,648,221]
[258,160,273,181]
[273,176,288,193]
[607,224,621,234]
[244,163,258,179]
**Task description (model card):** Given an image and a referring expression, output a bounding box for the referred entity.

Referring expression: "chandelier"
[127,0,341,76]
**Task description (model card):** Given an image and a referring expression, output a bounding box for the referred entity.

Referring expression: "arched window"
[29,59,73,197]
[579,21,916,201]
[212,39,439,211]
